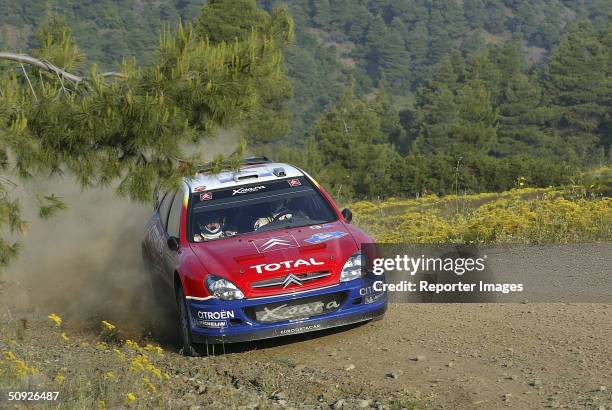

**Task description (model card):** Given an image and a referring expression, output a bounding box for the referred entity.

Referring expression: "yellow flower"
[126,393,137,403]
[113,348,126,362]
[142,376,157,392]
[98,400,106,410]
[55,374,65,383]
[3,351,16,360]
[101,320,116,331]
[144,344,164,357]
[47,313,62,327]
[125,339,140,350]
[96,342,108,350]
[60,332,69,342]
[103,371,116,381]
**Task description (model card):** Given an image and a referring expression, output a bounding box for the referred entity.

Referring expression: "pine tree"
[464,0,485,29]
[311,0,332,28]
[544,21,608,161]
[308,85,397,198]
[495,73,549,156]
[379,23,412,92]
[0,9,292,270]
[195,0,294,143]
[597,20,612,153]
[450,80,498,153]
[405,21,429,83]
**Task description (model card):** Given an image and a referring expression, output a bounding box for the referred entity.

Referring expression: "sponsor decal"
[360,286,385,304]
[280,324,321,335]
[193,186,207,192]
[250,257,324,274]
[309,225,322,229]
[252,235,299,252]
[364,293,385,304]
[304,231,348,244]
[198,320,227,328]
[148,224,165,256]
[359,286,376,296]
[197,310,235,320]
[258,300,340,322]
[200,192,213,201]
[287,178,301,187]
[232,185,266,196]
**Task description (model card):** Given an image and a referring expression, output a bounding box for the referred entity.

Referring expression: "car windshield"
[188,176,337,242]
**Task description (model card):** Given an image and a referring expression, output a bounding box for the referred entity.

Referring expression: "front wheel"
[176,285,203,357]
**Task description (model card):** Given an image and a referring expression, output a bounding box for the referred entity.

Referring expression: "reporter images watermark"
[360,243,608,303]
[370,251,523,297]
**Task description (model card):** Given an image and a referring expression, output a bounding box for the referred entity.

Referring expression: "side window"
[158,191,175,229]
[166,190,184,238]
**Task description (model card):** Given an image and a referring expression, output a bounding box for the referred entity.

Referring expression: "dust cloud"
[2,132,241,337]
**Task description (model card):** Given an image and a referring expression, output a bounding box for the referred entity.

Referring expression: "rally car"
[141,157,386,355]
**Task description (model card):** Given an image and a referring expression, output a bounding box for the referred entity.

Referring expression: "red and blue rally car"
[141,157,386,355]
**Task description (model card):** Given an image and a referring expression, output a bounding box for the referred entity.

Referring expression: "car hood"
[189,221,358,298]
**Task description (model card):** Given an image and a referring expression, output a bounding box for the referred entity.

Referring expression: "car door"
[161,187,185,288]
[146,190,175,280]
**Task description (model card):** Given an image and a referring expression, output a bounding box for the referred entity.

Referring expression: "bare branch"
[20,63,38,102]
[1,52,83,84]
[100,72,125,78]
[0,52,126,85]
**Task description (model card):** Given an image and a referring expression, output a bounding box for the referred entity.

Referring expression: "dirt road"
[192,303,611,409]
[1,302,610,409]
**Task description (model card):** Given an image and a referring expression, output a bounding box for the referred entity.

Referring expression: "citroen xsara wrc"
[141,157,387,355]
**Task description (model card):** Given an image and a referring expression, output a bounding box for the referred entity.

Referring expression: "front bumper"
[186,276,387,344]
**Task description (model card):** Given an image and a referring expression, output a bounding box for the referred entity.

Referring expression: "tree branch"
[0,52,125,84]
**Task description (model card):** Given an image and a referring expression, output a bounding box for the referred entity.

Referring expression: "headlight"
[340,251,364,282]
[205,275,245,300]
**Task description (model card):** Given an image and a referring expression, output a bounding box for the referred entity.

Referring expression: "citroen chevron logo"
[261,238,291,251]
[282,274,303,288]
[253,235,299,253]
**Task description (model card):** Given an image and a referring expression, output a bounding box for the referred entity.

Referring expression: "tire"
[176,285,203,357]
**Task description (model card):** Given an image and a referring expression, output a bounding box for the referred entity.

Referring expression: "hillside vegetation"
[0,1,610,269]
[2,1,610,196]
[350,169,612,244]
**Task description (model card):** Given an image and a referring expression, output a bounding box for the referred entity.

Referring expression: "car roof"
[186,161,305,193]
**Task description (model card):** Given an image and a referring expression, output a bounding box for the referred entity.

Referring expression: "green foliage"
[0,9,290,269]
[278,21,611,201]
[194,0,294,144]
[2,0,610,143]
[543,21,611,160]
[1,1,611,270]
[38,194,67,219]
[278,84,401,200]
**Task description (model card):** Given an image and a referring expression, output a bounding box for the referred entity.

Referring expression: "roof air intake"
[273,167,286,177]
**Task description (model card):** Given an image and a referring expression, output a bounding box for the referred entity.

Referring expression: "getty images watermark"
[361,244,611,303]
[371,253,523,295]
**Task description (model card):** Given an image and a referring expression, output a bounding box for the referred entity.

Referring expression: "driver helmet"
[198,214,224,240]
[271,199,292,220]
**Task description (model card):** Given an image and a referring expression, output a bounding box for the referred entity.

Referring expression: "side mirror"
[341,208,353,223]
[167,236,180,251]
